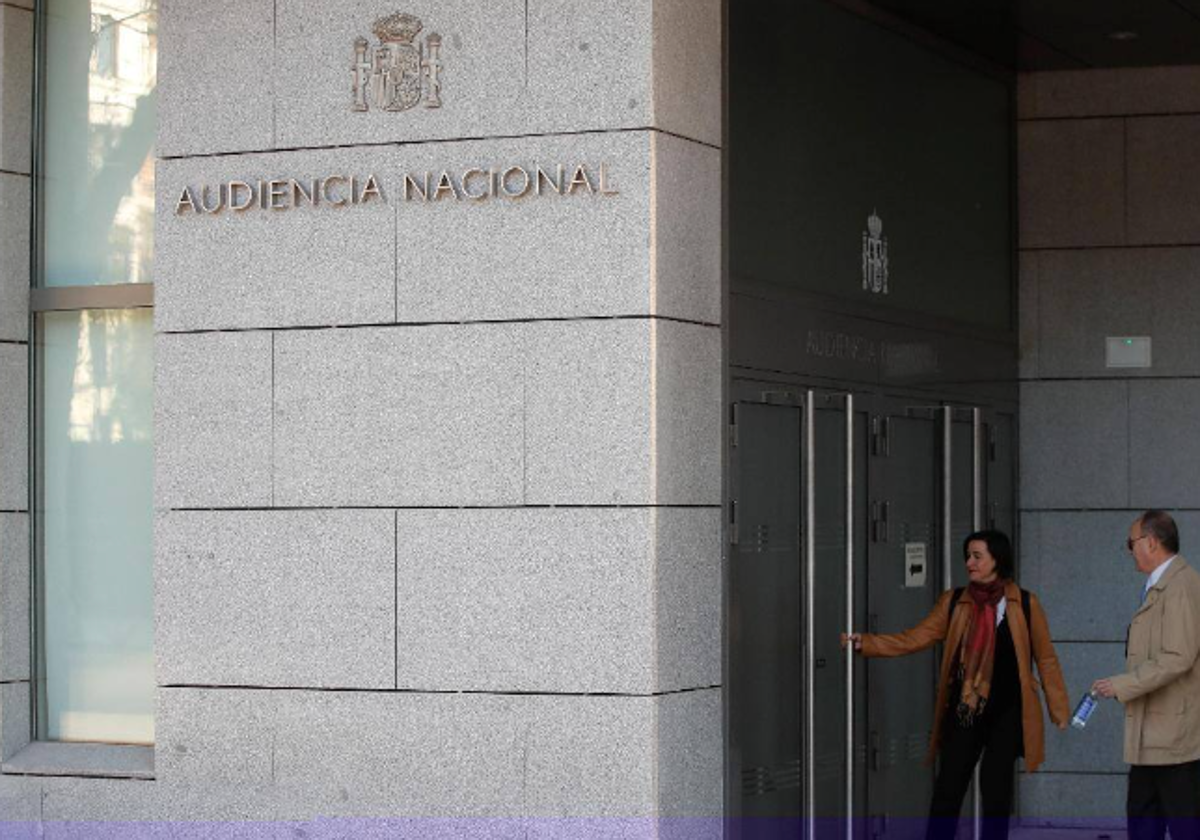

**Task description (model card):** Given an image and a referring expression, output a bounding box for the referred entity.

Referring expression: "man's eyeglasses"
[1126,534,1151,551]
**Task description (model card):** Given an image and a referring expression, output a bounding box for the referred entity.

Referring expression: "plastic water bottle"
[1071,690,1099,729]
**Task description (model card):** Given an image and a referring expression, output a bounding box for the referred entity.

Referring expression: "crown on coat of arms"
[372,11,423,44]
[867,209,883,239]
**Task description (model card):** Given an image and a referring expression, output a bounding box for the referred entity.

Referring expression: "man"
[1093,510,1200,840]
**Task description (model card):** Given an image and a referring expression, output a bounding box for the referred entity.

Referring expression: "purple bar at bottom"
[3,816,1138,840]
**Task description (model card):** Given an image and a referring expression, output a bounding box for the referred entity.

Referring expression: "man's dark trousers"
[1128,760,1200,840]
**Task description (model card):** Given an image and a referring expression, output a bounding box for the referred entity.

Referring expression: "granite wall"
[0,0,725,835]
[0,0,33,793]
[1017,65,1200,825]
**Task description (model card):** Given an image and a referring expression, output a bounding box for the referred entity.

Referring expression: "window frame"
[14,0,157,773]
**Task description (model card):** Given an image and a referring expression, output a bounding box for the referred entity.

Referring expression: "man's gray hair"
[1140,509,1180,554]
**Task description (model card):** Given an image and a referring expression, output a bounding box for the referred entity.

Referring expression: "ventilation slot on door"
[752,523,771,552]
[814,751,843,782]
[906,732,926,761]
[741,759,802,796]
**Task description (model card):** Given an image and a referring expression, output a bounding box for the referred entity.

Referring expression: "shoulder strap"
[952,586,964,604]
[1021,588,1033,655]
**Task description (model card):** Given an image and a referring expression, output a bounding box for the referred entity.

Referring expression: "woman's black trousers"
[924,701,1024,840]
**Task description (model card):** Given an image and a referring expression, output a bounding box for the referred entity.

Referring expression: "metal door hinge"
[871,415,890,457]
[871,500,890,543]
[729,404,739,449]
[987,424,997,462]
[729,500,738,545]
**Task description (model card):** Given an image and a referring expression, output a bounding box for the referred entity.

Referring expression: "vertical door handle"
[971,409,985,840]
[804,391,816,840]
[942,406,953,589]
[845,393,856,840]
[972,408,984,533]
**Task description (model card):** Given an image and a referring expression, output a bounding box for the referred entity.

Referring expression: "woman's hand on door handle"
[840,632,863,651]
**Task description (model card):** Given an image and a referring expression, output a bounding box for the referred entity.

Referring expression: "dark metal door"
[865,404,940,840]
[729,390,1011,840]
[729,396,804,836]
[729,384,868,840]
[811,395,869,834]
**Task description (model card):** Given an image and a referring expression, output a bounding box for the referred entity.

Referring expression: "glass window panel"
[37,308,154,744]
[42,0,157,287]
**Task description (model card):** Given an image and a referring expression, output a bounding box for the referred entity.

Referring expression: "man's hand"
[1092,677,1117,698]
[840,633,863,651]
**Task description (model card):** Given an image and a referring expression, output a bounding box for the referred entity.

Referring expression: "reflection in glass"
[38,309,154,744]
[43,0,157,287]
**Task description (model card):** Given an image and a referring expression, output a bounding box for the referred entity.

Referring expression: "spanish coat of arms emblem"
[352,11,443,112]
[862,210,889,295]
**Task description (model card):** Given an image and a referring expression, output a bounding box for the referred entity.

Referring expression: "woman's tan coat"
[860,581,1071,772]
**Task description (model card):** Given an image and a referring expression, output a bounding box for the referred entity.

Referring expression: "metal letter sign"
[352,11,443,112]
[862,210,889,295]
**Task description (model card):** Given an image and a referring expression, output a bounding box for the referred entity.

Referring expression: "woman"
[842,530,1070,840]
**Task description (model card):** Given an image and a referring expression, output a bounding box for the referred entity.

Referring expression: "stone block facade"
[0,0,724,834]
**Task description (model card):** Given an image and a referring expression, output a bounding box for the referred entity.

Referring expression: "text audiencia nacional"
[175,163,620,215]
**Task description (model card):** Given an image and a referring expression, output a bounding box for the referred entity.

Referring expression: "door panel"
[812,397,869,824]
[867,408,939,838]
[730,400,804,826]
[729,385,868,838]
[728,387,1011,839]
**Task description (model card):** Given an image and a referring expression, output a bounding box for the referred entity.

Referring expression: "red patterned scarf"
[956,579,1007,725]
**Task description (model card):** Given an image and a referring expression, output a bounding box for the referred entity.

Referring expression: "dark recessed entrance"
[725,2,1018,837]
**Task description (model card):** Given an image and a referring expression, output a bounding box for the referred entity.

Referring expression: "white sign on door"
[904,542,927,588]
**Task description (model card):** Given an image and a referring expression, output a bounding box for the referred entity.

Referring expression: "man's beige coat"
[1111,556,1200,766]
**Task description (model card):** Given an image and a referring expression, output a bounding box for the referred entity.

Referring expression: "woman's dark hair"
[962,529,1015,580]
